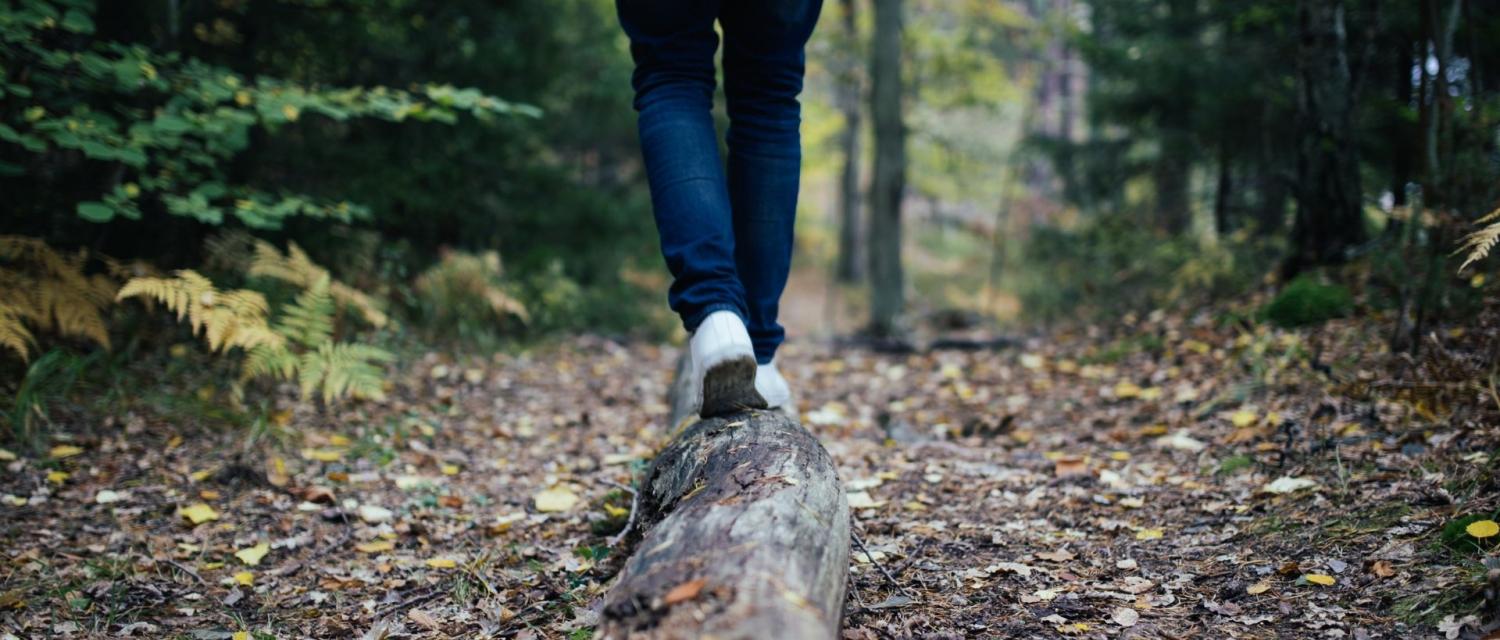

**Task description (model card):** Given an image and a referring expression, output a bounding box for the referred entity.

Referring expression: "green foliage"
[1,0,534,228]
[1014,214,1279,321]
[2,349,101,443]
[1262,276,1353,328]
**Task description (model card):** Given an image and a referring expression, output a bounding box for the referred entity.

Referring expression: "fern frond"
[276,278,336,349]
[118,270,280,353]
[1456,207,1500,272]
[249,240,388,327]
[0,239,114,351]
[0,303,36,361]
[203,229,257,273]
[242,342,298,382]
[297,342,393,403]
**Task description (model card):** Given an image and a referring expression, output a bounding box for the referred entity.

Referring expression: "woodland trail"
[1,308,1496,638]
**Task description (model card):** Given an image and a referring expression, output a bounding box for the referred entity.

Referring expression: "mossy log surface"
[599,358,850,639]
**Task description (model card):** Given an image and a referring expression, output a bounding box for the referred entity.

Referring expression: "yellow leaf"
[179,503,220,525]
[233,571,254,586]
[328,434,352,446]
[1247,581,1271,595]
[49,444,83,459]
[1139,387,1163,401]
[1134,528,1164,541]
[166,435,183,449]
[1467,519,1499,539]
[355,540,395,553]
[1304,574,1335,586]
[1114,381,1141,399]
[301,448,343,462]
[425,558,458,569]
[0,448,17,461]
[1108,451,1131,461]
[46,470,69,484]
[440,464,460,476]
[533,486,580,513]
[190,468,213,482]
[235,542,270,566]
[603,503,629,518]
[200,561,223,570]
[281,104,300,121]
[1230,410,1258,428]
[233,632,250,640]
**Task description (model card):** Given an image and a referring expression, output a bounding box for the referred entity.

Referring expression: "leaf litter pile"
[2,302,1499,638]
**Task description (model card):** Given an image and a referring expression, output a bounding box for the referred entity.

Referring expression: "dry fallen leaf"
[1135,528,1164,541]
[408,608,440,631]
[235,542,269,566]
[425,558,458,569]
[232,571,254,586]
[49,444,83,459]
[1247,581,1271,595]
[534,486,580,513]
[355,540,396,554]
[1053,455,1089,479]
[1304,574,1336,586]
[846,490,886,509]
[1111,607,1139,627]
[1260,476,1318,495]
[1037,548,1076,562]
[1369,560,1395,578]
[179,503,220,525]
[1466,519,1498,539]
[663,578,707,606]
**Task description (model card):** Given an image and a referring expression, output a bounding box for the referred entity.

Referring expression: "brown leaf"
[1369,560,1395,578]
[662,578,707,606]
[1037,549,1076,562]
[407,609,440,631]
[1053,454,1089,478]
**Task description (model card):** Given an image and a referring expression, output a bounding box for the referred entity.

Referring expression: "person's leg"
[616,0,747,333]
[617,0,766,416]
[718,0,824,365]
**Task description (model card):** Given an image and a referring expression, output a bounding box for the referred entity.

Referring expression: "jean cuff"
[682,303,746,334]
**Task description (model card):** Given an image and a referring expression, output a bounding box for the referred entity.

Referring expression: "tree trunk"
[835,0,863,284]
[1286,0,1366,276]
[867,0,906,337]
[1154,132,1192,235]
[600,356,851,640]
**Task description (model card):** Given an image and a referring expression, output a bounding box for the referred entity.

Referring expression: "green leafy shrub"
[2,0,534,230]
[1262,276,1353,327]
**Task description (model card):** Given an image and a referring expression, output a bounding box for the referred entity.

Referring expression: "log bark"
[599,358,850,639]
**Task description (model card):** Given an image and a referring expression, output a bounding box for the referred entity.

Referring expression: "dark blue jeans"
[617,0,822,365]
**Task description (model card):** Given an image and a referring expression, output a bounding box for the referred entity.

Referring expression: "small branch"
[851,529,911,597]
[162,559,206,586]
[603,479,639,548]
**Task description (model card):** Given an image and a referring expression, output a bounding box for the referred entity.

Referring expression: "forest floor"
[2,293,1499,639]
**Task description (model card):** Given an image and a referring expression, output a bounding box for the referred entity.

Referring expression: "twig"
[375,587,443,619]
[851,530,911,597]
[603,479,640,548]
[162,559,207,586]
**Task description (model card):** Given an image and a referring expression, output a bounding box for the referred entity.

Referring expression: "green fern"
[276,278,337,349]
[297,342,393,403]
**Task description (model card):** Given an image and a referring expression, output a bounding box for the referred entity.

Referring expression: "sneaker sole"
[700,356,767,418]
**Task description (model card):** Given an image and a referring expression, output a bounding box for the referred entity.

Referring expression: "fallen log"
[599,356,850,639]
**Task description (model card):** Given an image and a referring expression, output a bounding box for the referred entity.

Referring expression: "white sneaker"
[690,311,766,417]
[755,359,793,412]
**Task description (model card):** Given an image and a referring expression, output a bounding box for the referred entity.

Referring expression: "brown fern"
[0,236,116,356]
[1456,207,1500,273]
[248,240,389,328]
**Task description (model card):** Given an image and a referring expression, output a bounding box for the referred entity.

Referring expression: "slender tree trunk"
[867,0,906,337]
[1214,141,1233,236]
[1286,0,1366,276]
[835,0,863,284]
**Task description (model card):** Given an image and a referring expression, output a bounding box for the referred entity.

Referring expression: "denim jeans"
[616,0,823,365]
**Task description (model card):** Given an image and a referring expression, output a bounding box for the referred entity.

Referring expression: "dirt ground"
[2,300,1498,638]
